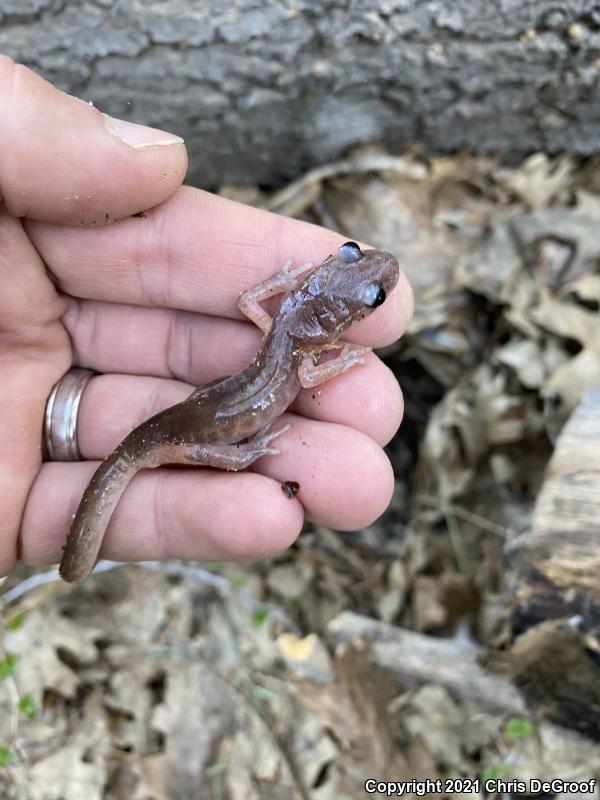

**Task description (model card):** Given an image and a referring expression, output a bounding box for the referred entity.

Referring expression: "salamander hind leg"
[163,422,291,471]
[58,424,290,583]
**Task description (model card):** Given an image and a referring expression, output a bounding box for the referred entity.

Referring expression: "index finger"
[26,186,413,347]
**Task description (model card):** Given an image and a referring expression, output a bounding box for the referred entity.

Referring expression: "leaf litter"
[1,149,600,797]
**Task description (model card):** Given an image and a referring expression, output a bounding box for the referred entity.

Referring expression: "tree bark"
[1,0,599,187]
[499,388,600,741]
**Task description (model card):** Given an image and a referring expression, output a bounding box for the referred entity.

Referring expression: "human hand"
[0,57,413,578]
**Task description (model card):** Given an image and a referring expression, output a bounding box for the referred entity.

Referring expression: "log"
[502,388,600,740]
[1,1,600,186]
[514,387,600,631]
[326,610,527,716]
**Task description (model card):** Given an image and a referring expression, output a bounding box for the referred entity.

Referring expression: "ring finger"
[74,373,396,526]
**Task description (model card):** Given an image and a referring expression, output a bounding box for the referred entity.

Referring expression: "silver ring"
[43,368,95,461]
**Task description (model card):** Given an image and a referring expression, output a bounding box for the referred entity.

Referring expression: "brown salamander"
[59,241,400,582]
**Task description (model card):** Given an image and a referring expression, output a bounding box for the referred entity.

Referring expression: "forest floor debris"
[1,150,599,798]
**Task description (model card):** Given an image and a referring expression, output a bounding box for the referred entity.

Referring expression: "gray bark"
[326,611,527,716]
[1,0,599,186]
[504,388,600,741]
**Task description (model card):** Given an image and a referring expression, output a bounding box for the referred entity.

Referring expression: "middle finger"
[66,298,404,444]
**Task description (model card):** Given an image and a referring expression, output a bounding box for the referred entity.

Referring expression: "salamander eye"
[338,241,362,263]
[362,281,386,308]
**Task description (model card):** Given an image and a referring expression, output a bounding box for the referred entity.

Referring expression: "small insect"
[281,480,300,499]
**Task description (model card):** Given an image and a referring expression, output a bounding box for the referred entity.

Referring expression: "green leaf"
[251,607,269,628]
[505,717,535,740]
[440,763,456,777]
[7,613,25,631]
[481,764,508,781]
[18,694,36,720]
[205,761,227,777]
[0,747,12,767]
[230,575,247,589]
[0,653,20,680]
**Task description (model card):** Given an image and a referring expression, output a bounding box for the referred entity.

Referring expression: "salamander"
[59,241,400,582]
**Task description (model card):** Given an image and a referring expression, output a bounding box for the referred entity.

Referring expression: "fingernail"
[103,114,184,150]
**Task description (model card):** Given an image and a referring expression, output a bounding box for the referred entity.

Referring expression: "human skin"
[0,56,413,578]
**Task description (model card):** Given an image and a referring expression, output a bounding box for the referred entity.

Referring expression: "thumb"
[0,56,188,225]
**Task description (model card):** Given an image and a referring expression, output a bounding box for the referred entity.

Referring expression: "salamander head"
[298,241,400,338]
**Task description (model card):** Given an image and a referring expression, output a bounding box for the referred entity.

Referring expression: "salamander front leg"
[238,259,314,333]
[298,343,372,388]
